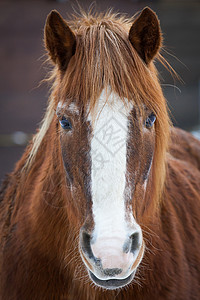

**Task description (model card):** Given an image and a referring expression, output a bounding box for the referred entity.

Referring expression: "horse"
[0,6,200,300]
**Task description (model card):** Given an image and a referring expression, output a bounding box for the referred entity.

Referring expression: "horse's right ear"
[44,10,76,70]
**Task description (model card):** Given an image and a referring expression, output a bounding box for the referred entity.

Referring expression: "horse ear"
[129,7,162,64]
[44,10,76,70]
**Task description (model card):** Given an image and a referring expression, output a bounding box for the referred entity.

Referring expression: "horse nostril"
[123,232,140,254]
[81,231,94,259]
[130,232,140,253]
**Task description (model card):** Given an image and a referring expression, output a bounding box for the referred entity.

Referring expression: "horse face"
[57,89,156,289]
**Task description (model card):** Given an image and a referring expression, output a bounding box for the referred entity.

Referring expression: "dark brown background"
[0,0,200,182]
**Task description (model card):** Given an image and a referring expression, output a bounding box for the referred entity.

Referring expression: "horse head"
[44,7,168,289]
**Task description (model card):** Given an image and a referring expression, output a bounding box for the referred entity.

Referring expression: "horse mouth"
[89,270,135,290]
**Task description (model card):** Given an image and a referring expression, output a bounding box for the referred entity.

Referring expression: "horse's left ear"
[44,10,76,70]
[129,7,162,64]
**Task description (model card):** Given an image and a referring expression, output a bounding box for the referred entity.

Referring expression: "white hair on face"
[88,89,138,243]
[57,101,79,115]
[67,103,79,115]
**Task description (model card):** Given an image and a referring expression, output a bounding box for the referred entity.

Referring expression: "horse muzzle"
[89,270,136,289]
[79,228,145,289]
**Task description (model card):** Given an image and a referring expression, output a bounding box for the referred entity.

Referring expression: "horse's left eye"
[59,117,72,130]
[145,113,156,128]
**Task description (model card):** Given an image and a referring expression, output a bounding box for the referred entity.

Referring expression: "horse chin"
[88,270,136,290]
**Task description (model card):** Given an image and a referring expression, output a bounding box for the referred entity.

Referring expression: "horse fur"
[0,7,200,300]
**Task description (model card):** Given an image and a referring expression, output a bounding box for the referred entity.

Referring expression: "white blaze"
[88,90,136,263]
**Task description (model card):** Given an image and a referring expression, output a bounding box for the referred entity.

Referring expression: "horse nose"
[80,228,142,275]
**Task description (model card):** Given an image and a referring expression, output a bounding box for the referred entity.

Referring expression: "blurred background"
[0,0,200,182]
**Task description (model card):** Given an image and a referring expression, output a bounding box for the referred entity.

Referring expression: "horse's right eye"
[59,117,72,130]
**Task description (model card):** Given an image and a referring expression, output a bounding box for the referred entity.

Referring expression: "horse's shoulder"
[166,127,200,205]
[164,128,200,241]
[169,127,200,171]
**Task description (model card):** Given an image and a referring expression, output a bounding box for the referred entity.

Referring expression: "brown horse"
[0,7,200,300]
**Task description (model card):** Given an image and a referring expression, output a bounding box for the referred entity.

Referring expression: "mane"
[25,10,171,208]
